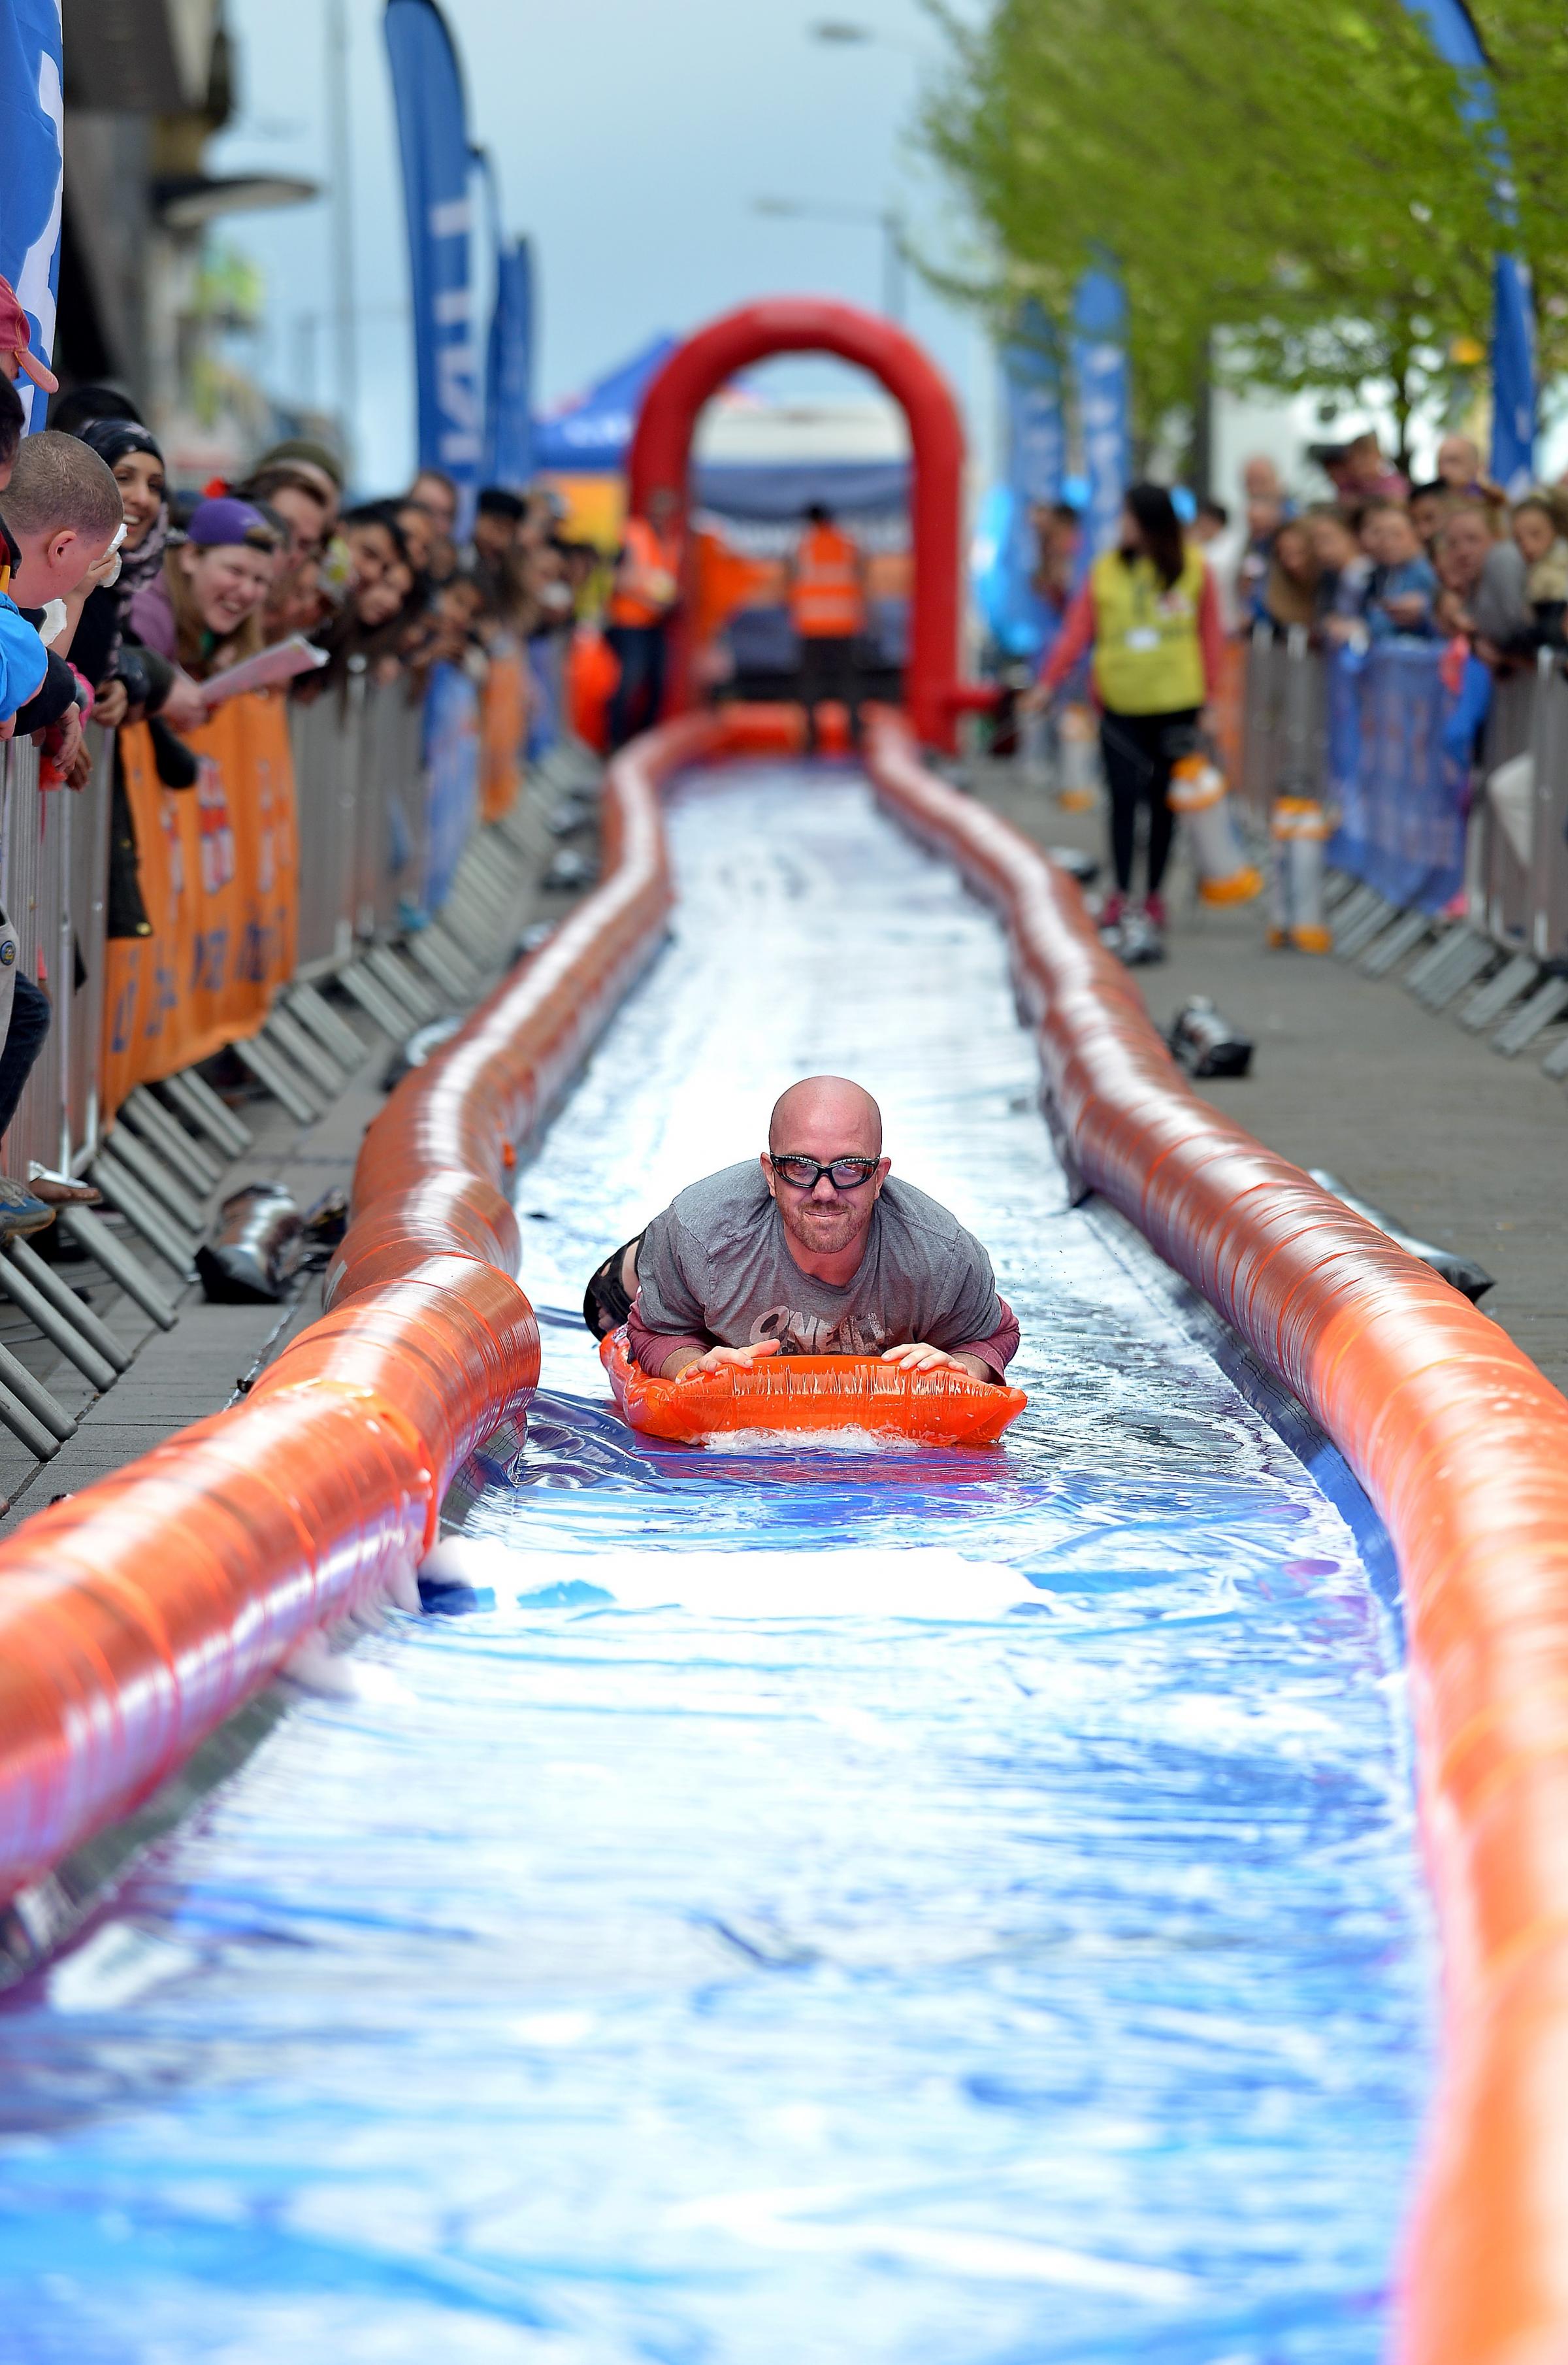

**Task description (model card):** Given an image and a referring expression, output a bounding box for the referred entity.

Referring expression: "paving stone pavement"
[961,755,1568,1394]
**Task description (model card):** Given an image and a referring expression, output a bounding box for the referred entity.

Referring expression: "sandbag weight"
[1168,753,1262,904]
[1056,703,1099,811]
[1268,796,1331,953]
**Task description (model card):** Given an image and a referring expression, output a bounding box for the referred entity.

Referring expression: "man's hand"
[93,679,129,730]
[38,703,83,781]
[881,1341,991,1382]
[669,1340,782,1383]
[1017,681,1051,717]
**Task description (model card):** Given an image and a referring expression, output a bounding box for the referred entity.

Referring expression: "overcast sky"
[208,0,994,491]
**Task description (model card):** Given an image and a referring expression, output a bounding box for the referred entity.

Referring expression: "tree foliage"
[921,0,1568,449]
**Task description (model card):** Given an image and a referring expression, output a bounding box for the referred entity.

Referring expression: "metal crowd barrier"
[1241,632,1568,964]
[0,725,112,1180]
[1239,623,1326,827]
[1239,628,1568,1069]
[0,648,559,1300]
[0,661,489,1185]
[0,653,578,1476]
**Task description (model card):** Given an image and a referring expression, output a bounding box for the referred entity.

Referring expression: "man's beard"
[781,1197,869,1258]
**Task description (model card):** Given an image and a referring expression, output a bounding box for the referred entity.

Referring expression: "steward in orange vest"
[605,488,681,751]
[787,504,868,755]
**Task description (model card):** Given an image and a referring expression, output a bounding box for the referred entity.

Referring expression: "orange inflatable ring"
[600,1325,1027,1446]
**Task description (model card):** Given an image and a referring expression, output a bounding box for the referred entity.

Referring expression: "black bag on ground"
[196,1183,304,1304]
[1168,996,1254,1078]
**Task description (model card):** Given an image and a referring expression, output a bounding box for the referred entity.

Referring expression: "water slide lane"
[0,767,1429,2362]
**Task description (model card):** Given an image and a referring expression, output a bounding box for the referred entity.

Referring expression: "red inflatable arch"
[627,297,966,749]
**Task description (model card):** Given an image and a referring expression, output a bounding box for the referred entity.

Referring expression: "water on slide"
[0,767,1431,2362]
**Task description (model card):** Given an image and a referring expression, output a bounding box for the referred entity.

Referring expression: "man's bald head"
[768,1075,882,1158]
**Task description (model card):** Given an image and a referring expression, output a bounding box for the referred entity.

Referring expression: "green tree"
[921,0,1552,458]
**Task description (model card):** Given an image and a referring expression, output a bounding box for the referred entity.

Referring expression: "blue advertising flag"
[973,303,1065,659]
[0,0,64,433]
[1003,299,1064,508]
[483,236,534,489]
[1491,254,1536,497]
[384,0,482,504]
[1071,267,1129,578]
[1398,0,1535,488]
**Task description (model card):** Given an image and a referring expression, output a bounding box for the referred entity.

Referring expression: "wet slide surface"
[0,768,1431,2361]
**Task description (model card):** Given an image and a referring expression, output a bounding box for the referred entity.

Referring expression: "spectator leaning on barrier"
[472,487,528,627]
[405,467,460,587]
[1260,516,1320,635]
[0,403,93,772]
[0,431,125,1223]
[1305,506,1371,635]
[235,465,332,644]
[1352,501,1438,640]
[1508,494,1568,652]
[1433,500,1532,661]
[1237,455,1285,624]
[320,501,426,689]
[69,421,204,735]
[1408,480,1454,554]
[63,420,213,942]
[131,497,278,684]
[255,439,343,525]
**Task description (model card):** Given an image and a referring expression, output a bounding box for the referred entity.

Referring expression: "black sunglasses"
[769,1153,880,1192]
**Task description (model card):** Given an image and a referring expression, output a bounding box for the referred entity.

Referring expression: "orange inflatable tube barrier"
[600,1325,1027,1446]
[0,693,1562,2362]
[0,710,721,1912]
[860,708,1568,2365]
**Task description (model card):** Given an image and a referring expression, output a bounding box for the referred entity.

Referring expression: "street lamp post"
[753,196,907,324]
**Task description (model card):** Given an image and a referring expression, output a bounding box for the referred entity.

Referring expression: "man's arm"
[881,1235,1017,1383]
[881,1300,1018,1385]
[0,606,49,731]
[12,648,78,736]
[625,1208,728,1376]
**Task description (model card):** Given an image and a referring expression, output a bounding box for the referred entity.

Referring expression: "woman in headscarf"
[69,419,207,938]
[71,418,206,736]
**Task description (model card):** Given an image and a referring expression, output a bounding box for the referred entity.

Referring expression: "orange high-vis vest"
[607,516,679,628]
[789,524,864,638]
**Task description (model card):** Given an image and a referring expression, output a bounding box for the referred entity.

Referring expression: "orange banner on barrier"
[100,689,299,1119]
[480,646,527,824]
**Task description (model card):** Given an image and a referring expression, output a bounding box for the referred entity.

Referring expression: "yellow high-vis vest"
[1090,545,1207,715]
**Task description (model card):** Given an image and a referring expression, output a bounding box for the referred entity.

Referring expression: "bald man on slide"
[617,1075,1019,1383]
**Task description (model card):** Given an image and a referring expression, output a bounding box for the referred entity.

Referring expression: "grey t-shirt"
[633,1161,1003,1357]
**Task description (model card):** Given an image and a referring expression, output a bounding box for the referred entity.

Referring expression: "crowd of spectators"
[1232,429,1568,678]
[0,266,621,1227]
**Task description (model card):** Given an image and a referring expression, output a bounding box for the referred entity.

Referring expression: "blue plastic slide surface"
[0,769,1431,2361]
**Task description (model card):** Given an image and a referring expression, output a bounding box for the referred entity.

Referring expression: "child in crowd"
[1407,481,1454,553]
[1305,506,1370,635]
[1261,517,1319,633]
[1509,494,1568,649]
[1358,501,1438,639]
